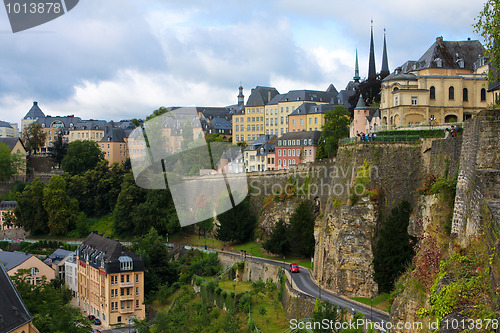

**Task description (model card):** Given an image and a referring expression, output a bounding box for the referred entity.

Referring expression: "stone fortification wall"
[451,110,500,245]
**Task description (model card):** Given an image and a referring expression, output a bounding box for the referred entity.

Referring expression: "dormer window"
[119,256,133,271]
[435,58,443,68]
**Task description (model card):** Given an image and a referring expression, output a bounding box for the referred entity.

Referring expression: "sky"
[0,0,487,125]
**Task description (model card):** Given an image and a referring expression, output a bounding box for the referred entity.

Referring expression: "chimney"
[268,90,271,103]
[33,101,38,106]
[436,36,444,47]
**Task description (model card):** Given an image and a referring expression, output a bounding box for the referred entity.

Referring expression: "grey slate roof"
[44,249,73,266]
[244,135,276,151]
[365,109,381,122]
[36,116,82,128]
[220,147,242,162]
[246,86,280,107]
[0,251,33,271]
[0,201,17,210]
[0,262,33,333]
[72,119,107,131]
[0,120,11,128]
[280,89,337,104]
[256,141,276,156]
[0,138,23,152]
[277,131,322,145]
[197,107,232,120]
[382,72,418,82]
[77,232,145,274]
[411,38,484,72]
[23,101,45,120]
[355,96,367,109]
[100,126,126,143]
[290,103,338,116]
[208,117,232,130]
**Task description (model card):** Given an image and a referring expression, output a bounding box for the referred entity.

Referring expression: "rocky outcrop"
[314,197,378,298]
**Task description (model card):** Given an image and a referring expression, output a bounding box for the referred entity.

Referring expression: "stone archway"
[444,114,458,123]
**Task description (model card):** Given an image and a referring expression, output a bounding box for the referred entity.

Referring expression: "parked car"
[93,318,101,325]
[87,315,95,321]
[289,263,299,273]
[91,330,101,333]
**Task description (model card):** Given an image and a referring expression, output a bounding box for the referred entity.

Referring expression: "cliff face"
[314,197,378,297]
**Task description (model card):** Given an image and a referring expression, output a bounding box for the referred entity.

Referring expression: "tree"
[11,269,91,333]
[475,0,500,83]
[373,200,416,293]
[316,106,351,159]
[48,132,68,168]
[132,228,178,297]
[216,197,256,243]
[22,122,47,155]
[0,142,23,181]
[62,140,104,175]
[312,300,342,333]
[146,106,169,121]
[287,201,316,257]
[263,219,290,255]
[43,175,79,235]
[113,173,147,235]
[15,178,49,234]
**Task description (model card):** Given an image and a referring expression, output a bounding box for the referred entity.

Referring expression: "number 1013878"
[5,2,62,14]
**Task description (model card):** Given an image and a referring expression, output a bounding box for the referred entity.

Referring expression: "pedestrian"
[444,128,450,139]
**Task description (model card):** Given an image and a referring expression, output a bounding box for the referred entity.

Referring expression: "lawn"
[350,293,390,312]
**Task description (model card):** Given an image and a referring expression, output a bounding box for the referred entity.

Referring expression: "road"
[221,251,390,326]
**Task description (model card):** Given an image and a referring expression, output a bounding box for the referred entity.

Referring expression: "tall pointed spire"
[368,20,376,80]
[237,82,244,106]
[354,49,360,82]
[380,28,390,79]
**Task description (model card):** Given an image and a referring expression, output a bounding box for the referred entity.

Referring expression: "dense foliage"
[62,140,104,175]
[373,200,416,293]
[48,133,68,168]
[22,122,46,155]
[0,142,23,181]
[216,197,256,243]
[11,270,91,333]
[475,0,500,85]
[316,106,351,159]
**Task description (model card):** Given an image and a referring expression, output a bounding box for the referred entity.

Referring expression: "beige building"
[0,138,27,181]
[68,120,106,143]
[380,37,489,128]
[350,96,381,137]
[77,232,145,327]
[233,86,279,144]
[243,135,276,172]
[0,121,18,138]
[0,251,55,285]
[100,126,129,165]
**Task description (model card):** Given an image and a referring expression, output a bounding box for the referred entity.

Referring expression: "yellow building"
[288,103,338,133]
[100,127,129,165]
[380,37,489,128]
[243,135,275,172]
[233,86,279,144]
[77,232,145,327]
[68,120,106,143]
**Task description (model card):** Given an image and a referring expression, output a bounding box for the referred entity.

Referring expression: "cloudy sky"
[0,0,487,125]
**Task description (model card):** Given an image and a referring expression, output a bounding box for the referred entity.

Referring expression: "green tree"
[131,189,180,236]
[132,228,178,298]
[15,178,49,234]
[312,300,341,333]
[373,200,416,293]
[262,219,290,255]
[474,0,500,83]
[287,201,316,257]
[113,173,147,235]
[316,106,351,159]
[216,197,256,243]
[0,142,23,181]
[62,140,104,175]
[22,122,47,155]
[11,269,91,333]
[43,175,79,235]
[130,118,142,127]
[146,106,169,121]
[48,132,68,168]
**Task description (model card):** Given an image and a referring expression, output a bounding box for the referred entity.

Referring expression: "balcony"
[120,281,134,287]
[120,307,134,314]
[120,294,134,301]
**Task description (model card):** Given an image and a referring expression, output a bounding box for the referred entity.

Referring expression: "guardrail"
[340,135,420,145]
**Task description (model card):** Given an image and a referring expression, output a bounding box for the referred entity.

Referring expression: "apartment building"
[288,103,338,132]
[77,232,145,327]
[0,251,55,285]
[243,135,276,172]
[275,131,321,170]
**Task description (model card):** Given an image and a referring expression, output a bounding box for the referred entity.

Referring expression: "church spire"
[380,28,390,79]
[237,83,244,106]
[354,49,360,82]
[368,20,376,80]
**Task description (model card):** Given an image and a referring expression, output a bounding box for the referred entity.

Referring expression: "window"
[430,86,435,100]
[118,316,122,323]
[463,88,468,102]
[300,119,304,125]
[278,150,281,157]
[30,267,39,276]
[136,287,139,296]
[411,97,418,105]
[121,275,124,283]
[449,86,454,100]
[292,119,296,125]
[315,117,318,124]
[481,88,486,101]
[121,288,124,296]
[309,118,312,125]
[136,300,139,308]
[119,256,133,271]
[395,96,399,106]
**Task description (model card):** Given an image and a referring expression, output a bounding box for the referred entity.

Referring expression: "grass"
[219,280,253,293]
[351,293,390,312]
[87,215,114,236]
[151,289,181,313]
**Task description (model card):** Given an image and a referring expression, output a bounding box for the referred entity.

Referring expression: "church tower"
[354,49,361,83]
[380,29,390,79]
[368,20,377,80]
[237,84,244,106]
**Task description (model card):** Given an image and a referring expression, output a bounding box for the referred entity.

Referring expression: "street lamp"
[370,296,373,322]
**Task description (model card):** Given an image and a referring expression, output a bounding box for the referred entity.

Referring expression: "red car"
[289,263,299,273]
